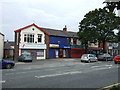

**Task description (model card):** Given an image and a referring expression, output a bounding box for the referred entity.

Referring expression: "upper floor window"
[24,34,34,43]
[38,34,42,43]
[73,38,77,45]
[67,38,71,44]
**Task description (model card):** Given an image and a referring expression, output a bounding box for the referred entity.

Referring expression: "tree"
[78,8,120,53]
[103,1,120,12]
[117,30,120,42]
[103,2,117,12]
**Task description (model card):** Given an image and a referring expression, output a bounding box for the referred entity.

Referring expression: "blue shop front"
[48,44,70,58]
[48,36,71,58]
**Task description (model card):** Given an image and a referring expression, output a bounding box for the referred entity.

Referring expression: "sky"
[0,0,108,41]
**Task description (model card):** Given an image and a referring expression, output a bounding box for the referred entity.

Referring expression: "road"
[1,59,120,89]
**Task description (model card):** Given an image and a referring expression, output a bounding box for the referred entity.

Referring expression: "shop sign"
[71,45,85,48]
[59,45,70,48]
[19,43,46,49]
[49,44,59,48]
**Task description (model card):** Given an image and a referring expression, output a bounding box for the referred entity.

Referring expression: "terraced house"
[14,24,86,61]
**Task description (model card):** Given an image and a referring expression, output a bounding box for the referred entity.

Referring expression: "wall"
[0,34,4,59]
[20,26,45,44]
[49,36,68,45]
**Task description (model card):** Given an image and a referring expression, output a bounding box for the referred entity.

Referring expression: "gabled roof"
[14,24,50,36]
[14,24,78,38]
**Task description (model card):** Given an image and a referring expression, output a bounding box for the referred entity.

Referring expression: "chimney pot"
[63,25,67,32]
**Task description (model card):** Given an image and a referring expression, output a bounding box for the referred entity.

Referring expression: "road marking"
[91,66,101,68]
[35,71,82,78]
[105,65,112,67]
[0,80,6,83]
[91,64,113,68]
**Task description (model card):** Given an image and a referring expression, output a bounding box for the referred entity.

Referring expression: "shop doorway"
[55,49,59,58]
[31,50,36,60]
[55,49,68,58]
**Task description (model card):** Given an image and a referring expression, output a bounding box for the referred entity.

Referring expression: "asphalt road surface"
[1,59,120,89]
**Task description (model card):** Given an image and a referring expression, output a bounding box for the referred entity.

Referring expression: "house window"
[24,34,34,43]
[38,34,42,43]
[67,38,71,44]
[73,38,77,45]
[37,50,44,57]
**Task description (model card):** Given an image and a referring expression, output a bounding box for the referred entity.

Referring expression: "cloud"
[1,0,105,40]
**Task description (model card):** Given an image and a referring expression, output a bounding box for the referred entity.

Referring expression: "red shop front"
[70,48,86,58]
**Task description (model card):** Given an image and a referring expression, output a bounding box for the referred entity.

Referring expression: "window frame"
[38,34,42,43]
[24,34,34,43]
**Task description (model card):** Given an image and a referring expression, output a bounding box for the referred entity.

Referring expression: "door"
[63,49,66,57]
[55,49,59,58]
[89,54,95,61]
[31,50,36,60]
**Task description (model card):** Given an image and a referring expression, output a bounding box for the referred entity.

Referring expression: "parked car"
[17,54,33,62]
[114,55,120,64]
[97,53,113,61]
[80,54,98,63]
[0,59,15,69]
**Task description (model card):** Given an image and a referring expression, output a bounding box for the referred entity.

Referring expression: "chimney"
[63,25,67,32]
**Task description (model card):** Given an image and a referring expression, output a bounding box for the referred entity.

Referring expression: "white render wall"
[20,26,45,44]
[19,26,46,60]
[0,34,4,59]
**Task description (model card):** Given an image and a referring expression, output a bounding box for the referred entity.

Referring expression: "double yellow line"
[98,83,120,90]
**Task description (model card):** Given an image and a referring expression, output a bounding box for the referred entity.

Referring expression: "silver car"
[81,54,98,63]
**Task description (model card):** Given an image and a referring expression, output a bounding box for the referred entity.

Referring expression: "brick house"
[14,24,86,60]
[42,25,86,58]
[0,32,4,59]
[4,41,14,59]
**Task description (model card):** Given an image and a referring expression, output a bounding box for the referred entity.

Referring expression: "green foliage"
[78,8,120,52]
[104,2,117,12]
[117,31,120,42]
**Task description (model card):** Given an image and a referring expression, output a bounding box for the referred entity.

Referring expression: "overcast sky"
[0,0,107,41]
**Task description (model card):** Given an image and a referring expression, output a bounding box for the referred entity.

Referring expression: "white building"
[14,24,47,60]
[0,33,4,59]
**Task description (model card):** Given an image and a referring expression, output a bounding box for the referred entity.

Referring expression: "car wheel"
[88,60,91,63]
[114,62,117,64]
[6,64,12,69]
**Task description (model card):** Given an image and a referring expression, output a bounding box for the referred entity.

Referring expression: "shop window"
[37,50,44,57]
[38,34,42,43]
[24,34,34,43]
[22,50,30,55]
[63,49,66,57]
